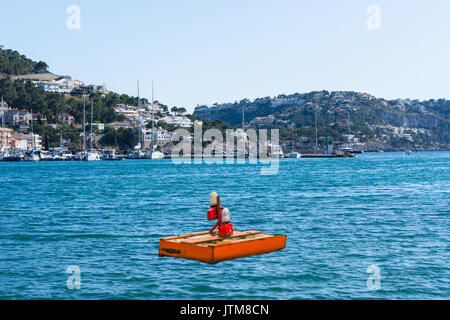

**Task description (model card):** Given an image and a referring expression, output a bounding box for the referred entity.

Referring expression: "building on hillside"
[37,81,60,92]
[35,76,83,94]
[8,137,25,151]
[109,121,133,130]
[250,115,275,127]
[142,129,172,149]
[271,98,305,108]
[47,124,62,130]
[142,129,155,149]
[144,103,164,114]
[0,45,7,50]
[32,113,47,122]
[0,128,12,151]
[52,113,75,125]
[159,116,192,128]
[8,133,42,151]
[114,104,160,128]
[115,105,138,117]
[4,109,32,126]
[91,123,105,132]
[73,79,84,87]
[0,100,8,110]
[87,84,108,93]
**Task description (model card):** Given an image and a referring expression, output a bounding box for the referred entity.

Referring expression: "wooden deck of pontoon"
[159,230,287,263]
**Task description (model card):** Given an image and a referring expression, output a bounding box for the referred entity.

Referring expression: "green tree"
[32,61,49,73]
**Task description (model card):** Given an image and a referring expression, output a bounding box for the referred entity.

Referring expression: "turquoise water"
[0,152,449,300]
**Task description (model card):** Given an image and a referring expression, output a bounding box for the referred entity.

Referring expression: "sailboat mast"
[151,80,154,154]
[242,105,245,131]
[292,129,295,153]
[30,108,35,150]
[137,81,141,149]
[1,97,5,151]
[90,100,93,150]
[347,111,351,149]
[83,94,86,152]
[315,106,318,154]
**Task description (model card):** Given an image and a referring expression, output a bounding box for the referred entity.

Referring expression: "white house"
[37,81,60,92]
[87,84,108,93]
[35,76,82,94]
[159,116,192,128]
[92,123,105,132]
[141,128,172,149]
[250,115,275,127]
[0,128,12,151]
[4,109,32,126]
[9,133,42,151]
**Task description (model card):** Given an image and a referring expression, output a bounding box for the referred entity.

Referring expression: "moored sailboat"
[4,150,24,161]
[23,150,40,161]
[81,96,101,161]
[23,108,40,161]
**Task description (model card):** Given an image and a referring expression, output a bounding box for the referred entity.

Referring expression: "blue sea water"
[0,152,448,300]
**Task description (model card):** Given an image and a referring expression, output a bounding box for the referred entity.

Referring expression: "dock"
[299,153,355,158]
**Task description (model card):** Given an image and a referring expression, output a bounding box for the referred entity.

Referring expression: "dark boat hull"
[4,157,23,162]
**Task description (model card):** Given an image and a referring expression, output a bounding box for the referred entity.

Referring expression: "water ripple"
[0,152,449,299]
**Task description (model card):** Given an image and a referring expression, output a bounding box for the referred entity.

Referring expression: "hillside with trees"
[194,91,449,151]
[0,49,48,75]
[1,48,448,152]
[0,48,223,150]
[0,49,151,148]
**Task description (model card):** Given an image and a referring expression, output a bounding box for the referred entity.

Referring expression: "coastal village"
[0,89,194,160]
[0,45,448,161]
[0,85,442,161]
[0,44,198,161]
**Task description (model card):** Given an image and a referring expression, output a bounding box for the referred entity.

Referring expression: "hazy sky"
[1,0,450,112]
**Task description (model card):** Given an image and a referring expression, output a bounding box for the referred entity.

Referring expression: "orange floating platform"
[158,230,287,264]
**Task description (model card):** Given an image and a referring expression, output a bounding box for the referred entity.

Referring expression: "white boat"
[3,151,24,161]
[342,112,363,154]
[23,108,40,162]
[271,147,284,158]
[149,151,164,159]
[127,150,145,159]
[60,150,73,161]
[24,152,40,161]
[84,151,101,161]
[102,149,122,161]
[75,95,101,162]
[340,147,364,154]
[39,151,52,161]
[51,153,62,161]
[73,152,83,161]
